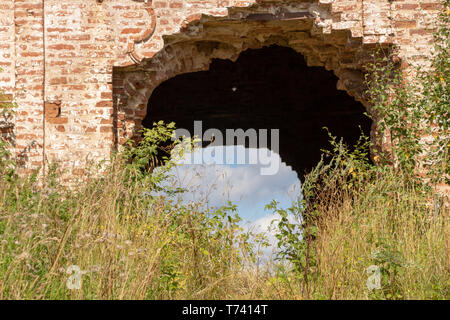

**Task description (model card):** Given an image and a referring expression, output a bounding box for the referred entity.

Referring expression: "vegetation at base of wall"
[0,5,448,301]
[0,120,447,300]
[267,134,448,300]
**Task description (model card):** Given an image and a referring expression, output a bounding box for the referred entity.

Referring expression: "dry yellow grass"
[0,157,447,300]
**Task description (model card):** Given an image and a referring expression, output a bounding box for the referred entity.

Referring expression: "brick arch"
[113,1,390,148]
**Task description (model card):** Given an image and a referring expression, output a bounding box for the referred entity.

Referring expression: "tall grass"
[0,3,448,301]
[263,135,449,300]
[309,166,448,299]
[0,159,257,299]
[0,137,447,300]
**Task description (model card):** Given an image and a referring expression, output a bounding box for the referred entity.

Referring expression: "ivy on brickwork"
[365,1,449,185]
[0,67,16,177]
[421,1,450,183]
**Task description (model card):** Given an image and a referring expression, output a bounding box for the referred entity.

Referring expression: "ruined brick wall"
[1,0,45,169]
[0,0,15,140]
[0,0,443,177]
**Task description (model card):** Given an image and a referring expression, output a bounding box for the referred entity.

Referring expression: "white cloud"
[160,146,301,221]
[151,145,304,262]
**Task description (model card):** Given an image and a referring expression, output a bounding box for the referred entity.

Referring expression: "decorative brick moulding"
[0,0,443,176]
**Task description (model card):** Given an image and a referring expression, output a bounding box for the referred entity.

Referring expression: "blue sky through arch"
[157,144,302,258]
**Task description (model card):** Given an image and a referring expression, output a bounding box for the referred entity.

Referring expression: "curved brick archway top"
[113,0,392,145]
[143,45,374,176]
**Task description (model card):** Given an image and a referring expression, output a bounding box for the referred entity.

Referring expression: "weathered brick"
[44,101,61,119]
[0,0,441,179]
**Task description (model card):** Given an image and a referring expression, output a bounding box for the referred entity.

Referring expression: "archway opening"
[143,45,372,178]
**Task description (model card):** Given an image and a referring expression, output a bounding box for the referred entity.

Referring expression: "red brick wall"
[0,1,15,142]
[0,0,443,176]
[13,0,45,170]
[0,1,14,93]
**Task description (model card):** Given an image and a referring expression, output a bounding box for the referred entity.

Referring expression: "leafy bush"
[264,4,448,299]
[0,121,258,299]
[364,4,449,184]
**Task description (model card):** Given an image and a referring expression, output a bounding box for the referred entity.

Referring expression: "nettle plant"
[266,131,374,298]
[364,4,449,185]
[122,120,202,193]
[420,4,449,183]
